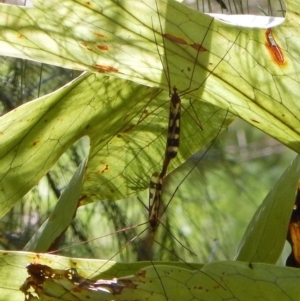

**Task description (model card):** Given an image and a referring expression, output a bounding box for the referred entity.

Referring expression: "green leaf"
[0,72,232,216]
[24,157,88,252]
[2,251,300,301]
[0,250,198,301]
[0,0,299,152]
[234,154,300,263]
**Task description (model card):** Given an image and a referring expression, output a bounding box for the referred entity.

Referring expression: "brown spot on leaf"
[81,42,93,51]
[136,269,146,277]
[163,33,207,54]
[265,28,285,65]
[163,33,187,45]
[22,264,128,299]
[118,279,137,290]
[97,45,109,51]
[100,165,109,173]
[190,43,206,52]
[95,64,118,73]
[93,32,105,38]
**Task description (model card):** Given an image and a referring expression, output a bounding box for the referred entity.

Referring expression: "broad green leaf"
[24,157,88,252]
[2,251,300,301]
[0,0,300,152]
[0,72,233,216]
[0,250,200,301]
[234,154,300,263]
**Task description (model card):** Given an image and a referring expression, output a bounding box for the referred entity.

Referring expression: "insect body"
[166,87,181,160]
[148,171,163,231]
[160,87,181,178]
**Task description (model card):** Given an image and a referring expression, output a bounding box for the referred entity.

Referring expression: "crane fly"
[147,0,214,240]
[38,1,240,299]
[41,104,230,301]
[44,117,227,300]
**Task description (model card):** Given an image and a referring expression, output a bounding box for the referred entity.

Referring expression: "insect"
[42,1,239,299]
[42,107,229,301]
[146,1,216,242]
